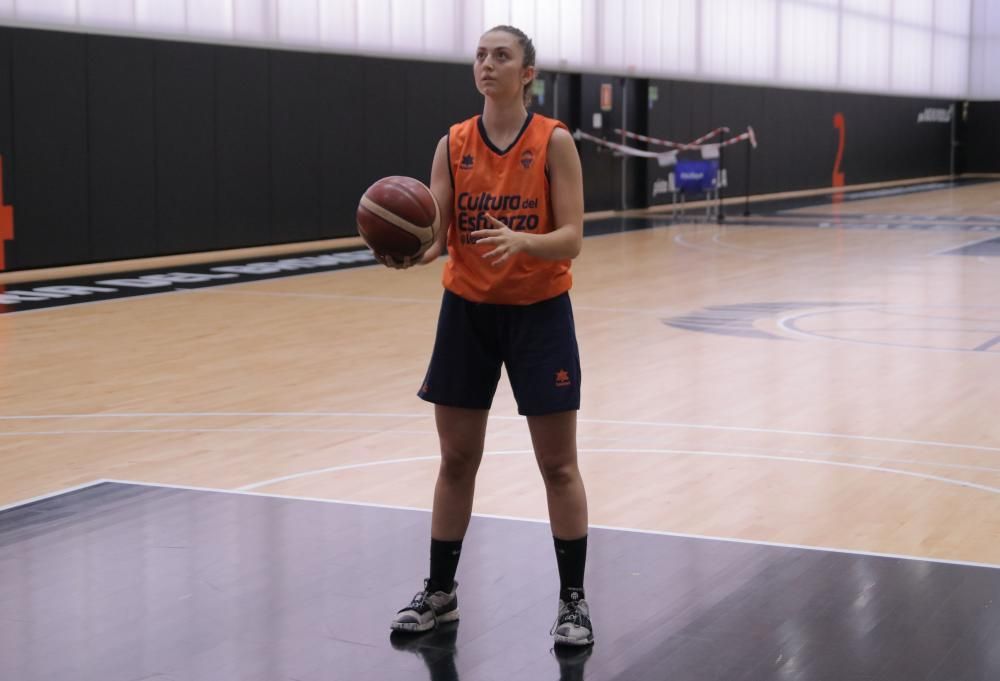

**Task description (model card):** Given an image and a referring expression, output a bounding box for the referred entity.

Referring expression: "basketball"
[357,176,440,261]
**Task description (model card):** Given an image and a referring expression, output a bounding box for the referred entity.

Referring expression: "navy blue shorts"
[418,289,581,416]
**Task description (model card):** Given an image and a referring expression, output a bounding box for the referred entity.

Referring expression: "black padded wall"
[645,79,954,206]
[270,50,323,244]
[965,101,1000,173]
[216,46,270,248]
[87,35,156,261]
[155,41,217,254]
[8,29,89,269]
[0,28,12,271]
[0,25,977,271]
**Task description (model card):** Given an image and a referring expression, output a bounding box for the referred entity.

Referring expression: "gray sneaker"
[391,580,459,633]
[550,591,594,646]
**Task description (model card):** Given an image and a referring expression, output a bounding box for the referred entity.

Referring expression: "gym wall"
[0,26,992,271]
[964,101,1000,174]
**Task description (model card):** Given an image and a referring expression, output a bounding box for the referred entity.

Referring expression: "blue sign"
[675,160,718,193]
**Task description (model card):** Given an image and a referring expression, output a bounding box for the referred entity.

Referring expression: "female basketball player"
[383,25,592,647]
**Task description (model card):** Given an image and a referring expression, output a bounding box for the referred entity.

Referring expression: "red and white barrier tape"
[572,129,680,160]
[613,126,757,150]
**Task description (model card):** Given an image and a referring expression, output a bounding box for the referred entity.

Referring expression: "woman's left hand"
[472,213,529,266]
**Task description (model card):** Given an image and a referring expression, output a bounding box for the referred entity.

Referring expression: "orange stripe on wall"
[0,155,13,271]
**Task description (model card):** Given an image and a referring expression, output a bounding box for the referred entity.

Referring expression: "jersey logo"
[460,154,475,170]
[520,150,534,169]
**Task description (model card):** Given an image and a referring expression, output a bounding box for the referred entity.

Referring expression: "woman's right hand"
[374,241,442,269]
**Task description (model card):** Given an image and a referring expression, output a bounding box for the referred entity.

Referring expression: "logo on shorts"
[420,382,430,394]
[520,150,534,169]
[555,369,571,388]
[460,154,475,170]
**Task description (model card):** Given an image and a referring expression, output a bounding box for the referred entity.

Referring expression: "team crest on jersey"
[460,154,475,170]
[520,150,534,169]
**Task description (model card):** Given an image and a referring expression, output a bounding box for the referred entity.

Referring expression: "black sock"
[427,538,463,593]
[553,535,587,602]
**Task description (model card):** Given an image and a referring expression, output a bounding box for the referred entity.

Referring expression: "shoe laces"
[406,589,432,613]
[551,599,586,635]
[560,599,585,626]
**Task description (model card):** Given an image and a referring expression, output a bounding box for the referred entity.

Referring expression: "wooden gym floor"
[1,179,998,680]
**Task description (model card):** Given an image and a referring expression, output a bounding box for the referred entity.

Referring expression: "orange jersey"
[442,113,572,305]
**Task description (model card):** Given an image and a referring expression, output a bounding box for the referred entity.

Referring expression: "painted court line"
[3,479,995,570]
[235,448,1000,496]
[2,410,999,453]
[93,479,1000,572]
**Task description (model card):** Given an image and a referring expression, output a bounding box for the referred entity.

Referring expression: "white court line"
[0,427,435,437]
[710,230,773,256]
[3,478,995,569]
[95,478,1000,571]
[238,447,1000,495]
[191,289,436,305]
[4,424,998,474]
[2,410,998,453]
[776,308,1000,355]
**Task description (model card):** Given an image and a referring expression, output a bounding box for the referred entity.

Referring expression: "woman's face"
[474,31,532,101]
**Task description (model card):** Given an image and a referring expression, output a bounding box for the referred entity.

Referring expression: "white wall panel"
[969,38,1000,97]
[971,0,1000,35]
[79,0,133,28]
[840,14,890,91]
[534,0,560,65]
[509,0,536,38]
[843,0,890,19]
[701,0,777,82]
[357,0,390,50]
[623,0,644,71]
[641,0,663,72]
[894,0,933,27]
[780,2,838,86]
[136,0,185,32]
[0,1,13,18]
[461,1,485,53]
[187,0,233,37]
[891,25,933,93]
[278,0,318,45]
[391,0,424,52]
[424,0,457,57]
[557,0,584,66]
[661,0,698,73]
[600,0,625,69]
[482,0,511,31]
[932,33,968,96]
[15,0,76,23]
[235,0,274,40]
[934,0,971,35]
[318,0,356,48]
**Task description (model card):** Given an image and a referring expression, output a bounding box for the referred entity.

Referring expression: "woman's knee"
[438,445,482,483]
[538,457,580,488]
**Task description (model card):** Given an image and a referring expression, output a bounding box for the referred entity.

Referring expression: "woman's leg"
[430,404,490,540]
[528,409,594,646]
[391,405,489,632]
[527,410,588,539]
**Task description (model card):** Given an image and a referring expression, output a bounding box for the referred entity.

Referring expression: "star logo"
[460,154,474,170]
[555,369,571,388]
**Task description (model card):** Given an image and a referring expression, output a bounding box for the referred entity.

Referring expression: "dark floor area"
[1,482,997,681]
